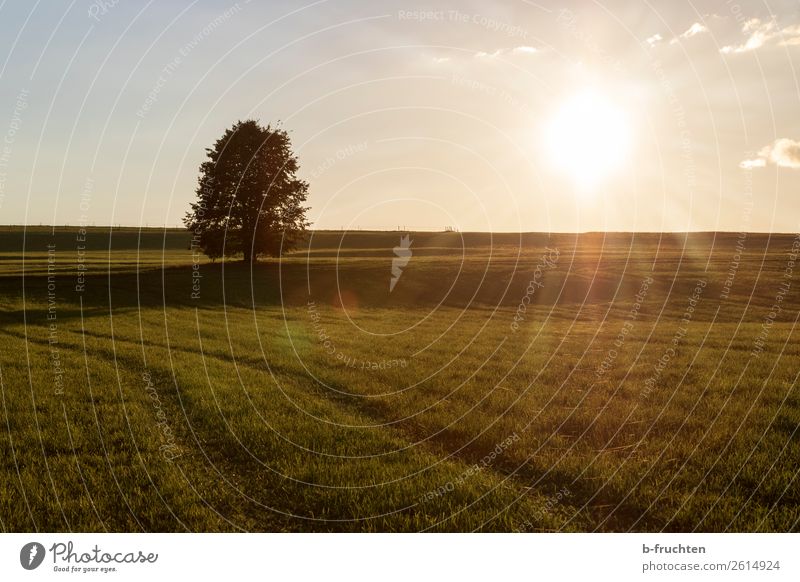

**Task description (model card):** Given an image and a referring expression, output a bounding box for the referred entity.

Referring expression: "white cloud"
[739,158,766,169]
[721,18,800,54]
[777,24,800,46]
[668,22,709,45]
[769,139,800,168]
[427,46,541,66]
[740,139,800,169]
[681,22,708,38]
[645,33,662,47]
[475,46,539,59]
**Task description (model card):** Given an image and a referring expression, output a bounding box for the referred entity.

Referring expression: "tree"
[184,120,309,263]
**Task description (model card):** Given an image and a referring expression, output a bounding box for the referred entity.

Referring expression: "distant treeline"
[0,226,191,252]
[0,226,787,254]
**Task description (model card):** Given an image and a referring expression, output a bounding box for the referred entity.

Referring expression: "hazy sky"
[1,0,799,232]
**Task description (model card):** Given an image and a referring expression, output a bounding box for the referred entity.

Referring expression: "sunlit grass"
[1,228,798,531]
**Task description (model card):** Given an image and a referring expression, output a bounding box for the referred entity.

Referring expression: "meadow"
[0,226,798,532]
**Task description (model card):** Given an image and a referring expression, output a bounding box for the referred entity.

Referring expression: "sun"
[544,90,631,189]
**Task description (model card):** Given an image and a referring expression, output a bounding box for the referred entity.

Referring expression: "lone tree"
[184,120,309,263]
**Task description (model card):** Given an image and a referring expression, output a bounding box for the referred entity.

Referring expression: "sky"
[0,0,799,232]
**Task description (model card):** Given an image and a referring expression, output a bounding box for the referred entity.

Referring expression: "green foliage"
[184,120,309,262]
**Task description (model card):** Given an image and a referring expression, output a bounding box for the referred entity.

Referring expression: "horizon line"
[0,225,797,236]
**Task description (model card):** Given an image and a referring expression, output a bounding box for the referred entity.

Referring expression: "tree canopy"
[184,120,309,263]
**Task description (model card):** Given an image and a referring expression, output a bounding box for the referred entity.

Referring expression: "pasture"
[0,226,798,532]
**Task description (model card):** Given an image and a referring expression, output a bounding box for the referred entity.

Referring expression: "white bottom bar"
[1,533,796,581]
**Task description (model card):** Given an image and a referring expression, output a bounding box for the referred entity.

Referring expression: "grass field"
[1,226,798,532]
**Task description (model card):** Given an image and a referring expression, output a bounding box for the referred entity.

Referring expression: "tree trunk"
[243,247,254,264]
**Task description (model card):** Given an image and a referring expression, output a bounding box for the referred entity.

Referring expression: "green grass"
[0,227,798,531]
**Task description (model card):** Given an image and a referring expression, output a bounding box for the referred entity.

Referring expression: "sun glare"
[544,91,631,189]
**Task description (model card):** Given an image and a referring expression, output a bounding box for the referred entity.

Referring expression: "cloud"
[740,139,800,169]
[429,46,541,66]
[721,18,775,53]
[739,158,766,169]
[669,22,708,44]
[645,33,662,47]
[681,22,708,38]
[768,139,800,168]
[475,46,540,59]
[721,18,800,54]
[777,24,800,45]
